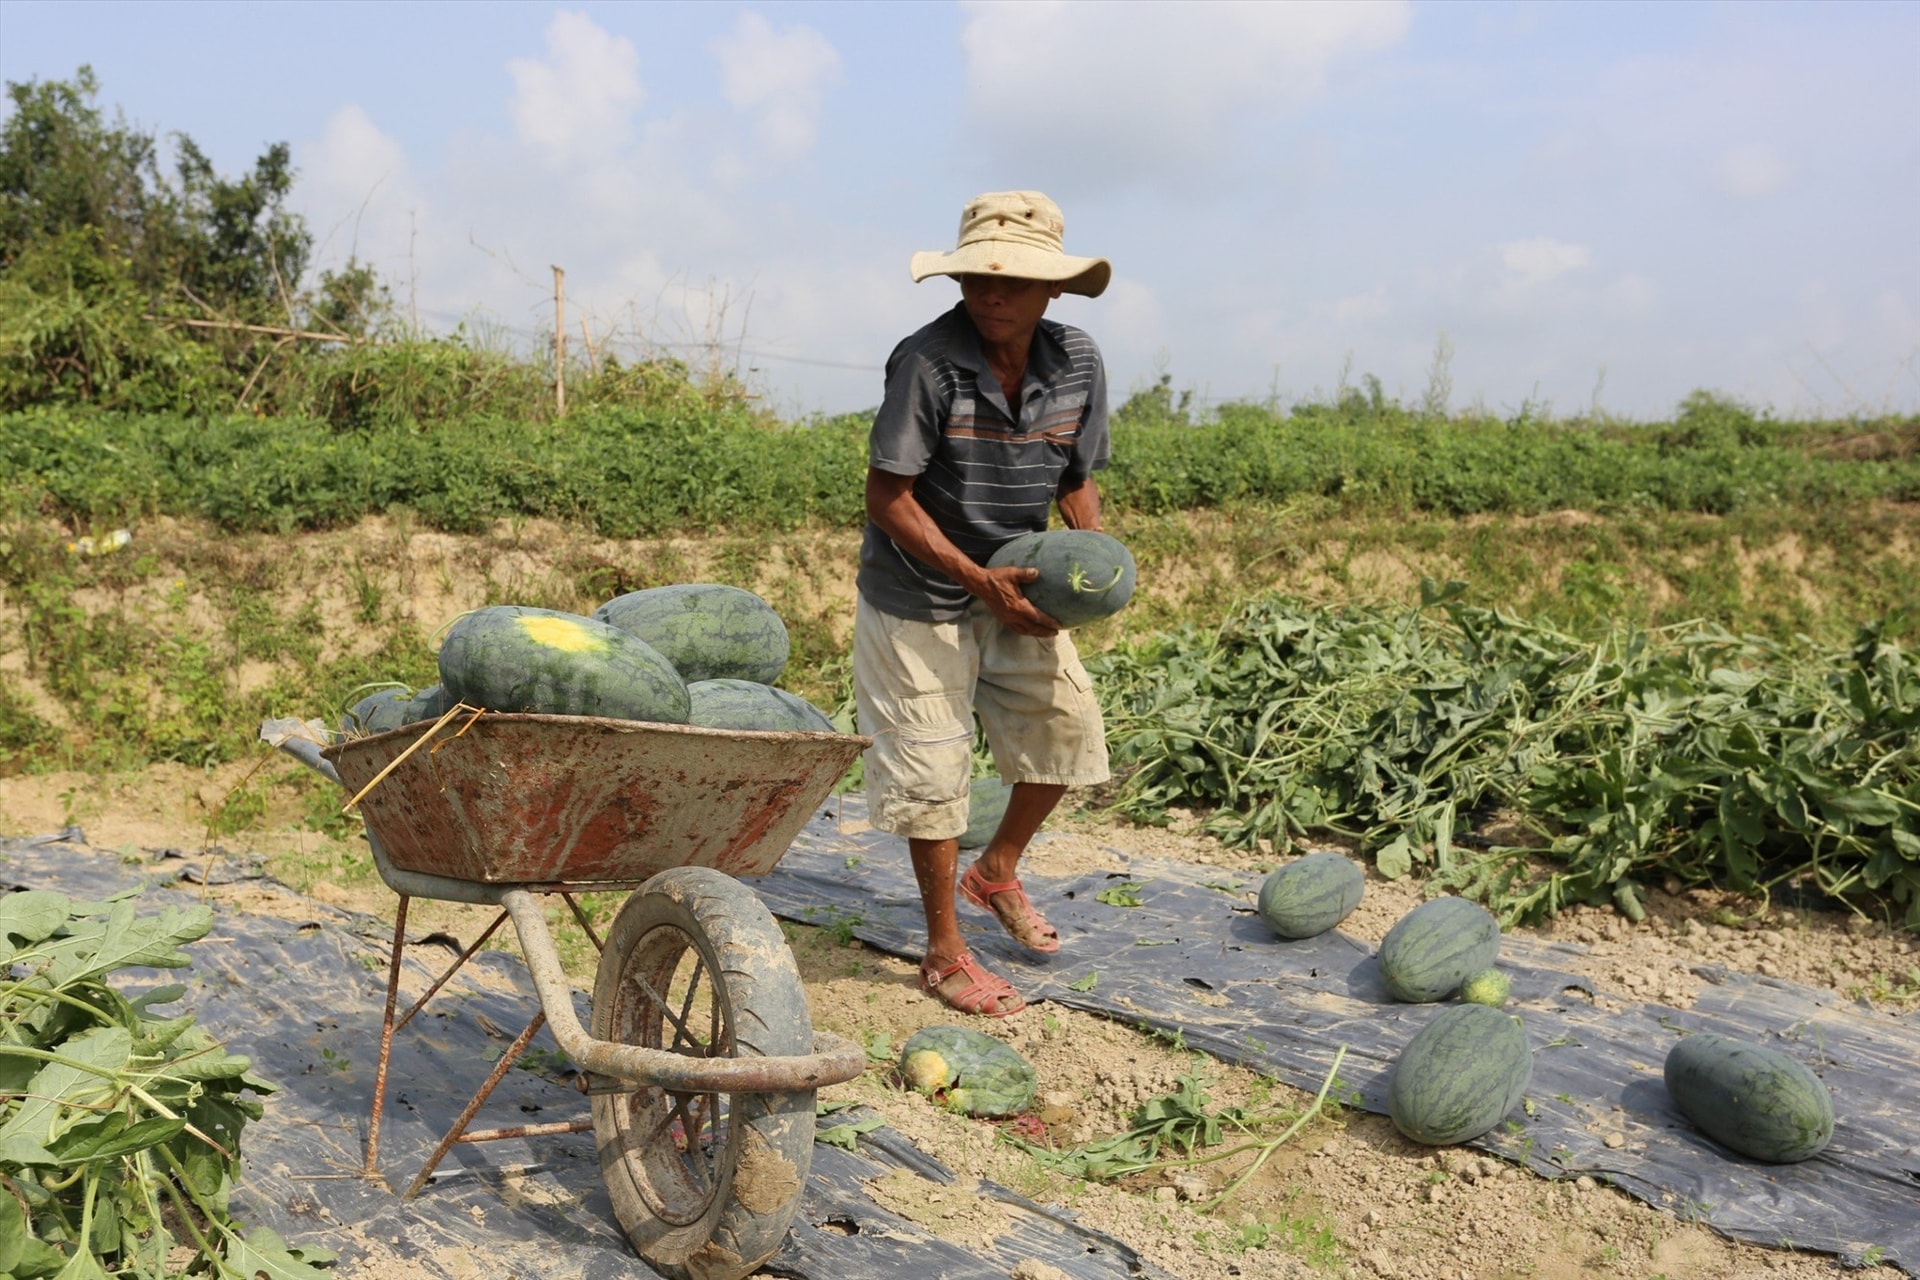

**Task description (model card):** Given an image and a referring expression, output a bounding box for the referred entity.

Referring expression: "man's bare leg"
[961,781,1066,951]
[909,834,1024,1015]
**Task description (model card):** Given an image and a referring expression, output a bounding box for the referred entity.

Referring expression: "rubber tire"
[590,866,815,1280]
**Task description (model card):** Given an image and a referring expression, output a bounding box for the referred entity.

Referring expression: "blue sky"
[4,0,1916,421]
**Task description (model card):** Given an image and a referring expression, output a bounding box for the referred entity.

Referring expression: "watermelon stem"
[1197,1044,1348,1213]
[1067,565,1126,595]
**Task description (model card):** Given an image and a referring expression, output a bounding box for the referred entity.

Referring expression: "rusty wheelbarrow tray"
[285,710,871,1279]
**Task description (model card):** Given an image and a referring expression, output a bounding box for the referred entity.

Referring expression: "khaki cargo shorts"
[854,593,1110,841]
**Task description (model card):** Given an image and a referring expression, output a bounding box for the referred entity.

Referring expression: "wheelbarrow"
[274,709,871,1280]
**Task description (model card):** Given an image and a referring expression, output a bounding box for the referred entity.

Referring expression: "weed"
[1221,1196,1341,1266]
[514,1046,574,1077]
[345,555,385,624]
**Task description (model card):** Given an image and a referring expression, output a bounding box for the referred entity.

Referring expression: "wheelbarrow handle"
[499,889,869,1093]
[260,719,343,787]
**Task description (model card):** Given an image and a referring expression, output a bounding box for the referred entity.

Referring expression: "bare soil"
[2,770,1912,1280]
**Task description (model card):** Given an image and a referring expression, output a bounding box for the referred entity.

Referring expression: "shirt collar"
[947,301,1066,387]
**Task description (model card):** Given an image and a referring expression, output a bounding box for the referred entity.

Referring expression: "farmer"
[854,190,1113,1018]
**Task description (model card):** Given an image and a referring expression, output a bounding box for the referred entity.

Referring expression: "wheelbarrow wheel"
[591,865,815,1280]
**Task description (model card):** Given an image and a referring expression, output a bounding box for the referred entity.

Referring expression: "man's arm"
[1056,475,1102,532]
[866,468,1059,636]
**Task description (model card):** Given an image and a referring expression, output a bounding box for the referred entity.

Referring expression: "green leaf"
[46,900,214,987]
[50,1243,111,1280]
[0,890,73,951]
[816,1119,883,1150]
[130,983,190,1014]
[1717,785,1768,847]
[1068,971,1099,992]
[1375,834,1413,880]
[0,1189,23,1272]
[0,1027,134,1149]
[1820,788,1900,827]
[47,1112,186,1163]
[1095,883,1144,908]
[220,1226,338,1279]
[0,1133,59,1167]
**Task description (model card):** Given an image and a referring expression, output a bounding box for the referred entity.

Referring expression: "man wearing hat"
[854,190,1114,1017]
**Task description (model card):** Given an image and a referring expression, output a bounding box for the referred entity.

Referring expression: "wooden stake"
[578,316,599,377]
[552,265,567,418]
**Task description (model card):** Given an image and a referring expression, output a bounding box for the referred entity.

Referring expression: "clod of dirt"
[1009,1261,1071,1280]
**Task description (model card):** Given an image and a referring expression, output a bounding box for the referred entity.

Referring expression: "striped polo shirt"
[859,302,1110,622]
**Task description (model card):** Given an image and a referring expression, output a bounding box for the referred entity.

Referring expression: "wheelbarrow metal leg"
[391,908,510,1036]
[402,1008,549,1199]
[366,893,410,1178]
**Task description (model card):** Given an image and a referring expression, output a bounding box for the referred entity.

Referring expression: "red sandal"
[919,950,1026,1018]
[958,862,1062,955]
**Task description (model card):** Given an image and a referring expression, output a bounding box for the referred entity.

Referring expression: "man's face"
[959,274,1063,347]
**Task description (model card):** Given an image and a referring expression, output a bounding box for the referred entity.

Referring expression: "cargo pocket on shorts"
[889,718,974,806]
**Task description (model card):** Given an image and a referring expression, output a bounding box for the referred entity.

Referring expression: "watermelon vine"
[1090,581,1920,927]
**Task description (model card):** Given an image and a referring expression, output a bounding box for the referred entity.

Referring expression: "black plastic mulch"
[756,798,1920,1276]
[0,832,1172,1280]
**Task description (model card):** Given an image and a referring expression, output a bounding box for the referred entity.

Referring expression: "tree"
[0,66,322,410]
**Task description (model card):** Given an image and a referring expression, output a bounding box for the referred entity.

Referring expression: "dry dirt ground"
[3,767,1914,1280]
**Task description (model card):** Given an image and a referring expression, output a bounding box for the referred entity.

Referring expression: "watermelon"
[437,606,689,724]
[1460,969,1511,1008]
[1388,1004,1533,1146]
[404,682,457,723]
[1663,1034,1834,1163]
[958,776,1012,850]
[685,679,834,732]
[592,583,791,684]
[342,688,413,736]
[985,530,1136,628]
[1377,897,1502,1003]
[898,1025,1036,1118]
[1256,852,1365,939]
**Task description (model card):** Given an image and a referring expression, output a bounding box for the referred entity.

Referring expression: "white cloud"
[710,13,842,156]
[507,11,646,165]
[1332,284,1392,327]
[1603,272,1658,315]
[959,0,1410,185]
[1498,238,1593,290]
[1087,276,1169,372]
[1718,143,1789,198]
[295,106,426,276]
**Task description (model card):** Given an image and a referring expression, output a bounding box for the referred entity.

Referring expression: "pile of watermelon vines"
[0,891,334,1279]
[1091,581,1919,927]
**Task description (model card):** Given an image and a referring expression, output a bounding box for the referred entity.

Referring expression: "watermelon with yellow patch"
[437,605,689,724]
[897,1025,1036,1118]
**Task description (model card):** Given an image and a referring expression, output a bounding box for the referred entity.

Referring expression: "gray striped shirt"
[859,302,1110,622]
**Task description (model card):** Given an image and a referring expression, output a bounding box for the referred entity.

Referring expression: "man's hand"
[866,467,1062,635]
[977,565,1060,637]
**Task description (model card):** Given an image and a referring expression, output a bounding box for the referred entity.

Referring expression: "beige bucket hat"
[909,190,1111,298]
